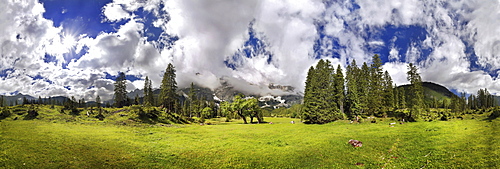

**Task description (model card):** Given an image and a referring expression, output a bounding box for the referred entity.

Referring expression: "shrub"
[487,109,500,120]
[0,108,11,119]
[24,109,39,120]
[440,114,448,121]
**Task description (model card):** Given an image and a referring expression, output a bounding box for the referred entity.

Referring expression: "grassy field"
[1,107,499,168]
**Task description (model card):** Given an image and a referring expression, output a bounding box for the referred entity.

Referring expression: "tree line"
[111,63,262,123]
[302,55,497,124]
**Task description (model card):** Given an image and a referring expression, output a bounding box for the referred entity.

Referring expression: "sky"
[1,0,500,101]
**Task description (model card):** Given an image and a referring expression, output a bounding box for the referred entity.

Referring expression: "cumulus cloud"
[4,0,500,101]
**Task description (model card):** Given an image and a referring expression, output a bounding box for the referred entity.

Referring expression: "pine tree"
[346,59,361,118]
[143,76,154,106]
[302,66,316,122]
[188,82,197,118]
[382,71,394,111]
[114,72,128,108]
[398,86,406,109]
[359,62,370,115]
[96,95,101,109]
[302,59,339,124]
[159,63,178,112]
[368,54,384,115]
[134,94,140,105]
[334,64,345,117]
[406,63,424,121]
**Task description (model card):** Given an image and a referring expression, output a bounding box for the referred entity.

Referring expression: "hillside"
[397,82,456,102]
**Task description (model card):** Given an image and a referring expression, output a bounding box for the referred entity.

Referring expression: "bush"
[487,109,500,120]
[69,108,80,116]
[440,114,448,121]
[0,108,11,119]
[24,109,39,120]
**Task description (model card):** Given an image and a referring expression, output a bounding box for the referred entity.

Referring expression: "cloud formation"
[2,0,500,101]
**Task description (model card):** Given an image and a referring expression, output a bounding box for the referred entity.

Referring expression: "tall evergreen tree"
[368,54,384,115]
[96,95,101,109]
[406,63,424,121]
[188,82,198,118]
[114,72,128,108]
[334,64,345,116]
[302,66,316,122]
[398,87,406,109]
[302,59,340,124]
[143,76,154,106]
[359,62,370,115]
[382,71,394,111]
[346,59,361,118]
[159,63,178,112]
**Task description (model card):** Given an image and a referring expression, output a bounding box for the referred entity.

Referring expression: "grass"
[1,106,499,168]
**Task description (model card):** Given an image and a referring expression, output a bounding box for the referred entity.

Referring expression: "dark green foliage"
[406,63,424,120]
[24,109,39,120]
[159,63,178,112]
[143,76,154,106]
[368,54,384,115]
[95,112,105,121]
[334,65,345,116]
[302,59,343,124]
[382,71,394,111]
[96,95,101,108]
[114,72,128,108]
[487,108,500,120]
[0,95,4,107]
[0,108,11,119]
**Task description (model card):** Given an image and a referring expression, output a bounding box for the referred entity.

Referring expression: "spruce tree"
[406,63,424,121]
[382,71,394,111]
[334,64,345,117]
[114,72,128,108]
[96,95,101,109]
[302,66,316,122]
[143,76,154,106]
[368,54,384,115]
[359,62,370,115]
[159,63,178,112]
[346,59,361,118]
[188,82,197,118]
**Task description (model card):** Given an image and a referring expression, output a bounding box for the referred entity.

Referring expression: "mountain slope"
[398,82,456,103]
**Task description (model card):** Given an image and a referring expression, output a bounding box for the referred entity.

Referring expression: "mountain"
[1,93,35,106]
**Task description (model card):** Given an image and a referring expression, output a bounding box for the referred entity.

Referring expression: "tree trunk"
[238,111,247,124]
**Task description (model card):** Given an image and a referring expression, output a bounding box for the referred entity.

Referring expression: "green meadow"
[1,106,499,168]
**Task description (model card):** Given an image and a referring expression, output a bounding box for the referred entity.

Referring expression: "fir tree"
[382,71,394,111]
[114,72,128,108]
[159,63,178,112]
[334,64,345,116]
[346,59,361,118]
[359,62,370,115]
[406,63,424,121]
[143,76,154,106]
[188,82,197,118]
[368,54,384,115]
[96,95,101,109]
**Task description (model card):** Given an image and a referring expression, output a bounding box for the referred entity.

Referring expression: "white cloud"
[102,3,131,22]
[4,0,500,101]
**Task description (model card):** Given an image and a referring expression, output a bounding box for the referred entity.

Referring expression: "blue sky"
[1,0,500,101]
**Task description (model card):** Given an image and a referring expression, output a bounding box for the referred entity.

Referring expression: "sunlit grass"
[0,106,498,168]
